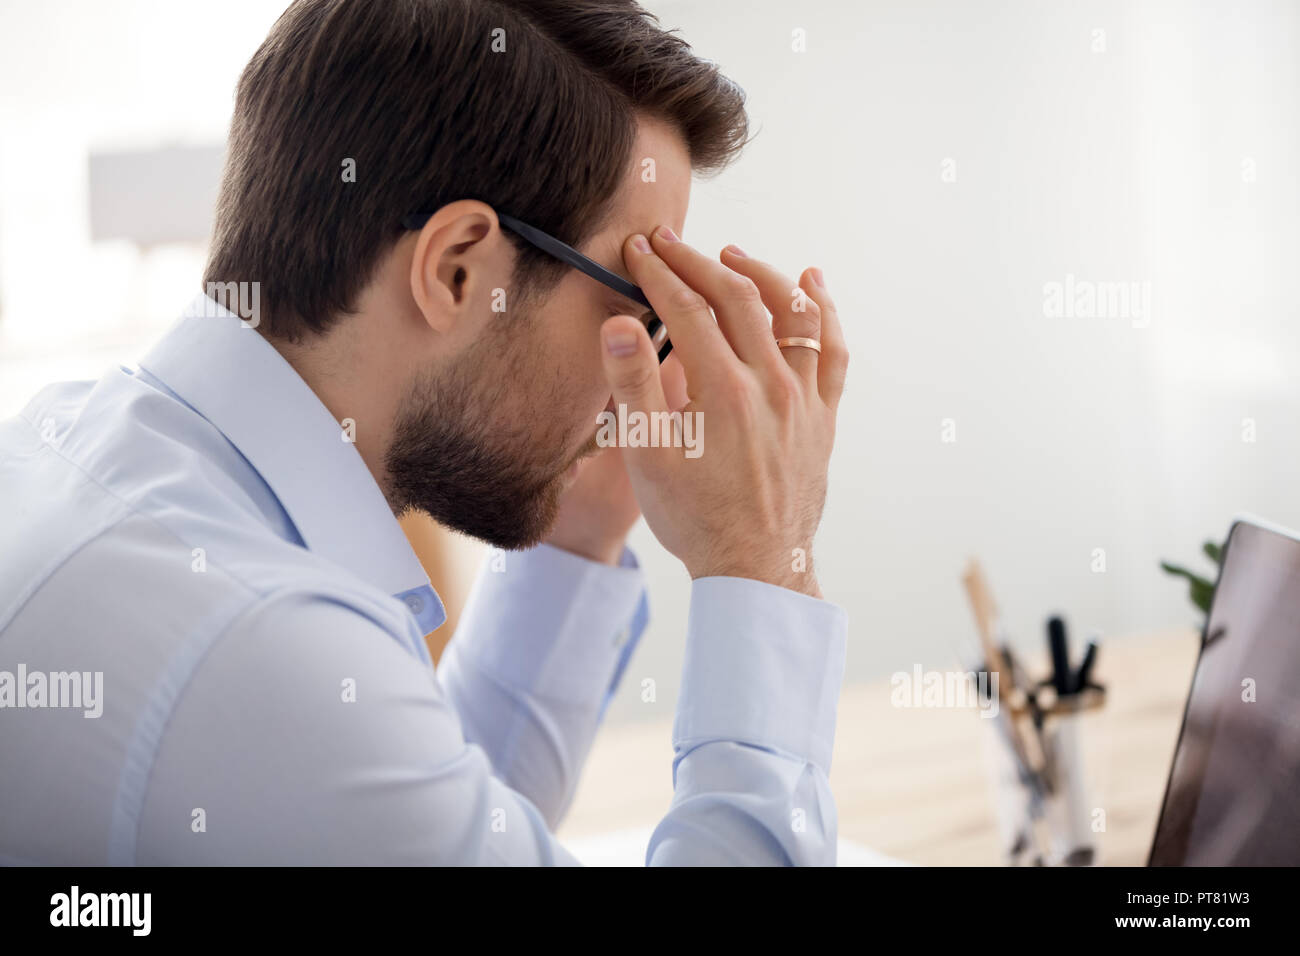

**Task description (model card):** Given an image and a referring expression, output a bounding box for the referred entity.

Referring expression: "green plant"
[1160,540,1223,615]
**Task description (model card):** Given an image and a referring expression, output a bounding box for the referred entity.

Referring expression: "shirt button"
[404,594,425,615]
[613,626,630,647]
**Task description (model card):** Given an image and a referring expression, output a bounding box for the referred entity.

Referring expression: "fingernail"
[604,329,639,357]
[656,225,679,242]
[724,244,747,258]
[632,234,652,254]
[811,267,825,288]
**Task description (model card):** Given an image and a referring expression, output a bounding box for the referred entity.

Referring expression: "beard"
[382,326,591,550]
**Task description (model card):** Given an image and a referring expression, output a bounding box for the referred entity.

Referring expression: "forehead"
[581,115,692,287]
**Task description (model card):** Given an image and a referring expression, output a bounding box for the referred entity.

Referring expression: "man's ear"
[408,199,505,333]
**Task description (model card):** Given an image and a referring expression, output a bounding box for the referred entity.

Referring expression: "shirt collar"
[137,292,446,635]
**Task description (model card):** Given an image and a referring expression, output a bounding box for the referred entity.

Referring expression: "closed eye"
[606,305,653,330]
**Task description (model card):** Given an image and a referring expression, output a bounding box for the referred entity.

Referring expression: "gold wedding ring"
[775,336,822,354]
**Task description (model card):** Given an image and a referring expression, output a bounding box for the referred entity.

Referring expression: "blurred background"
[2,0,1296,862]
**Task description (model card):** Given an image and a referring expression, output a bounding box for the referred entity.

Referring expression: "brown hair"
[203,0,750,340]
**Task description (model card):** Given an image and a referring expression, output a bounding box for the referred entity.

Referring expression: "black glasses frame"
[400,210,673,363]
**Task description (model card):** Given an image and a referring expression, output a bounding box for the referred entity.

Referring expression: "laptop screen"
[1149,519,1300,866]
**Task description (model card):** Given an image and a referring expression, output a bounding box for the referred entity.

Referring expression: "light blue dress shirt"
[0,294,848,865]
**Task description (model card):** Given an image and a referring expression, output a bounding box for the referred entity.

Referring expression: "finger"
[622,234,736,386]
[600,315,671,469]
[659,352,689,412]
[720,246,822,383]
[648,227,783,373]
[798,267,848,410]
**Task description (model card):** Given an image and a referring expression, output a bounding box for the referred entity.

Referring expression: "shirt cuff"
[675,577,848,774]
[450,542,648,706]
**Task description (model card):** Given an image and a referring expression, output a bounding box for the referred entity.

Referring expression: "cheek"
[564,333,613,438]
[547,304,616,408]
[510,313,609,449]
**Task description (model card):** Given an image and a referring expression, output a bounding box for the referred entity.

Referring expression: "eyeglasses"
[400,210,673,363]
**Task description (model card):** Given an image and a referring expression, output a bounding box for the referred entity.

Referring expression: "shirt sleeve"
[647,576,849,866]
[432,542,649,828]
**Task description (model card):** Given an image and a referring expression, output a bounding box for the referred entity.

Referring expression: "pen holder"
[1039,689,1105,866]
[976,681,1106,866]
[979,699,1045,866]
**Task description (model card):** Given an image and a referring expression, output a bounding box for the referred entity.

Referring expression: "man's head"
[204,0,749,548]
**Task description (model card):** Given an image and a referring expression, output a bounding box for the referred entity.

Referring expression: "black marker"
[1072,640,1099,693]
[1048,616,1071,696]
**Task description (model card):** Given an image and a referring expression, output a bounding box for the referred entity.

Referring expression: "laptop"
[1149,516,1300,865]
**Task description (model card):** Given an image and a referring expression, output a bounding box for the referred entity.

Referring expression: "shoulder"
[133,586,482,864]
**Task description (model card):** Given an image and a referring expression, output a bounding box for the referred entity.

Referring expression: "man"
[0,0,848,865]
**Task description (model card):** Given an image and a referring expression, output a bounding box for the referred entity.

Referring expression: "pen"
[962,560,1014,694]
[1048,615,1071,697]
[1072,640,1099,693]
[962,560,1044,779]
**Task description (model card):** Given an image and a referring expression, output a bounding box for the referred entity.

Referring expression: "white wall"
[0,0,283,406]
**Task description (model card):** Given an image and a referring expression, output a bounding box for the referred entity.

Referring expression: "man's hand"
[542,445,638,566]
[598,229,847,598]
[543,356,689,565]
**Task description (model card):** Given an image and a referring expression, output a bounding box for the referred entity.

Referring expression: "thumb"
[601,316,669,420]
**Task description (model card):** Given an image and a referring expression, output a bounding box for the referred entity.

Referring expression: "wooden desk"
[559,629,1201,865]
